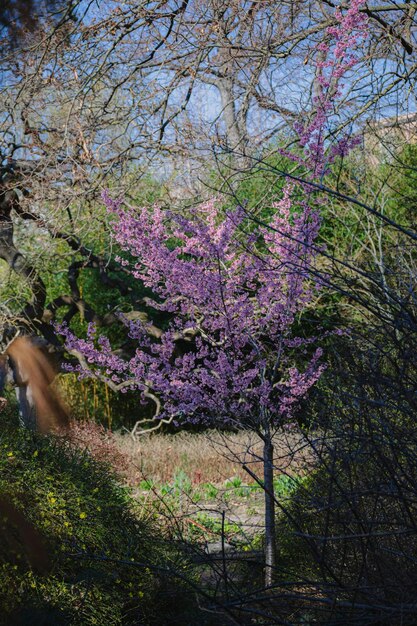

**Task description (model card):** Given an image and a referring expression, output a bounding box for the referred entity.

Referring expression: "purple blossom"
[295,1,368,177]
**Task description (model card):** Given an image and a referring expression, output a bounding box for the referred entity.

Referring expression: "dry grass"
[113,428,314,486]
[67,420,130,478]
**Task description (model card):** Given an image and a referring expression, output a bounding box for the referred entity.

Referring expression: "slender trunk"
[263,434,276,587]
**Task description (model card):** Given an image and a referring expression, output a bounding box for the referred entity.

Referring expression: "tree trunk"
[0,352,37,429]
[263,434,276,587]
[15,384,37,430]
[218,78,250,172]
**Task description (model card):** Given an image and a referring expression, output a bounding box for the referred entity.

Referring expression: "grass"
[0,402,316,623]
[40,420,312,557]
[132,467,307,550]
[71,425,313,551]
[0,406,225,625]
[113,428,312,487]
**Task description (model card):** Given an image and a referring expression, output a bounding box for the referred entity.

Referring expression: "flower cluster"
[294,0,368,176]
[98,192,324,428]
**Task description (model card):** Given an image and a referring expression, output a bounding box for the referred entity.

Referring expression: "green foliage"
[192,512,242,541]
[224,476,242,489]
[126,172,169,206]
[172,469,193,496]
[0,422,198,625]
[385,143,417,219]
[213,147,306,220]
[202,483,218,500]
[60,371,154,432]
[139,479,155,492]
[273,473,306,498]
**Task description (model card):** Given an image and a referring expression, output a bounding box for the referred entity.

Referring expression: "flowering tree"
[63,192,324,585]
[61,2,368,586]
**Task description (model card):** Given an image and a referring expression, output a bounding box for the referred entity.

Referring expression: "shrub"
[67,419,130,480]
[0,422,200,625]
[274,404,417,623]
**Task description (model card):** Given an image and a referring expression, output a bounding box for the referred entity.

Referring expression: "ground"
[109,428,315,550]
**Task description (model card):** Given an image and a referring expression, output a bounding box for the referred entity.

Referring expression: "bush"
[67,419,130,479]
[273,333,417,624]
[0,421,200,625]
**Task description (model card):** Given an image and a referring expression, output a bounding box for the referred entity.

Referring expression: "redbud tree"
[61,1,367,586]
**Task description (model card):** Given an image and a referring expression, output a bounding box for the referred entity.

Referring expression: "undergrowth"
[0,415,211,625]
